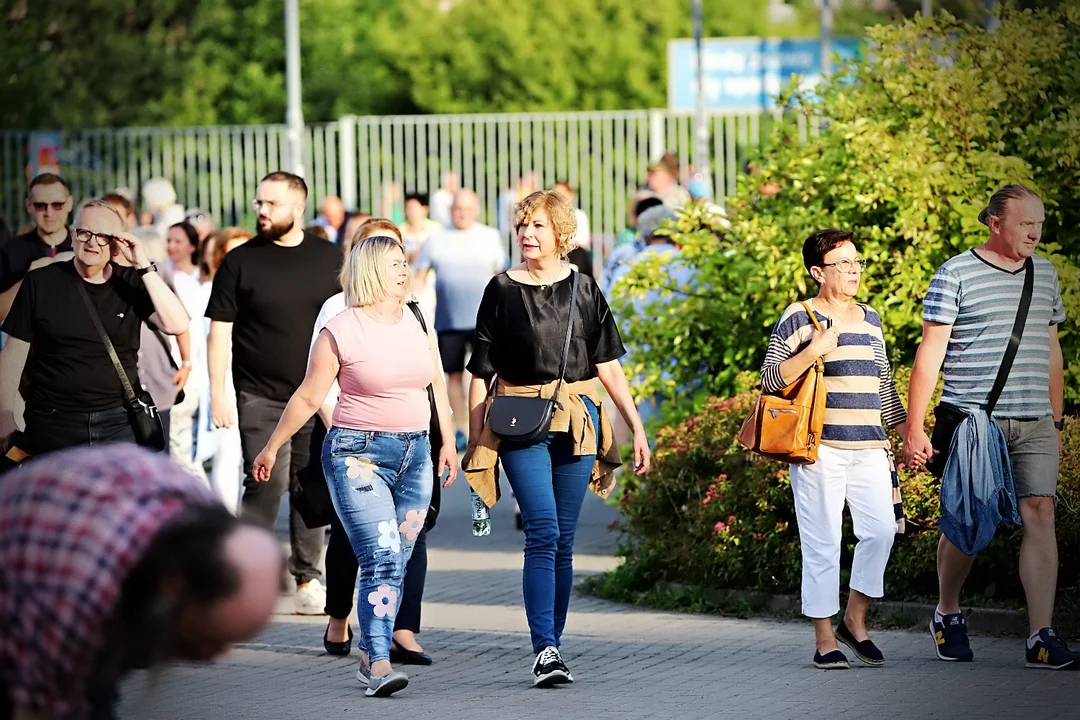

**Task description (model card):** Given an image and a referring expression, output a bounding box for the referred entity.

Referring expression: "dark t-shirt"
[0,228,73,293]
[205,232,342,402]
[467,271,625,385]
[2,262,156,412]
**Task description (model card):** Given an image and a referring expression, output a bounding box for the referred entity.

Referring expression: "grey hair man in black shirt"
[0,199,190,460]
[205,171,343,615]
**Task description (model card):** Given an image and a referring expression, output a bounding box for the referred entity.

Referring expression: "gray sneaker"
[365,670,409,697]
[355,658,370,687]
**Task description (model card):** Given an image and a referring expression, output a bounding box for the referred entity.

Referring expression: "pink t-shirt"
[323,307,434,432]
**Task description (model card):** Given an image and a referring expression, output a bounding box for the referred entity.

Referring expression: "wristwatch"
[137,262,158,277]
[1054,418,1065,431]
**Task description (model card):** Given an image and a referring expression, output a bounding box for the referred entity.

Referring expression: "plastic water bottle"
[470,489,491,536]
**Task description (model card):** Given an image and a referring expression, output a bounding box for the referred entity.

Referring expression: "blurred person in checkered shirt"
[0,445,283,720]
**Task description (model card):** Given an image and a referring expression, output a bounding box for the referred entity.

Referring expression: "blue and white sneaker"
[1026,628,1080,670]
[930,611,974,662]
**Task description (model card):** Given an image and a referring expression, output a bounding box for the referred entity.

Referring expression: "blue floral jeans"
[322,427,433,663]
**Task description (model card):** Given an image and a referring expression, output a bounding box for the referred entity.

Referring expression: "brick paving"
[118,480,1080,719]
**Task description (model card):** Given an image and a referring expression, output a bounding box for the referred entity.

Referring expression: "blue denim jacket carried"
[939,409,1022,555]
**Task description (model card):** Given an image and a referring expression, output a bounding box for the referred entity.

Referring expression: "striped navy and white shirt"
[761,302,907,450]
[923,249,1066,419]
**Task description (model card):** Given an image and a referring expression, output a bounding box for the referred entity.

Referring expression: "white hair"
[141,177,177,212]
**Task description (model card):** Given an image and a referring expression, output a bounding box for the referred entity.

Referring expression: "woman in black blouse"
[463,190,650,688]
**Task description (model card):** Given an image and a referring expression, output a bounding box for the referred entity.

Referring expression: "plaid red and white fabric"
[0,445,215,719]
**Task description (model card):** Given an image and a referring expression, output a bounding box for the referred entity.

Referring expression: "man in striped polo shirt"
[904,185,1075,669]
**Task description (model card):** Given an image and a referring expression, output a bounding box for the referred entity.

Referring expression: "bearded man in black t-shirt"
[0,200,191,459]
[205,171,343,614]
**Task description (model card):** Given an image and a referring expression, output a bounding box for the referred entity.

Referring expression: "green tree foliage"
[612,6,1080,410]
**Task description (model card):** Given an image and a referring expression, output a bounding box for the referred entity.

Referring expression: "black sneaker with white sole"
[532,646,572,687]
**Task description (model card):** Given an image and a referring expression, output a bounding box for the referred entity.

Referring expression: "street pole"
[285,0,305,178]
[692,0,707,184]
[820,0,833,79]
[984,0,1000,32]
[922,0,932,16]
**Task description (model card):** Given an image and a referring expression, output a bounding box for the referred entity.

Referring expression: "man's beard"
[257,216,296,241]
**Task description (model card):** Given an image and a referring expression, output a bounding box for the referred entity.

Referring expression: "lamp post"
[285,0,305,178]
[922,0,932,16]
[692,0,707,184]
[820,0,833,79]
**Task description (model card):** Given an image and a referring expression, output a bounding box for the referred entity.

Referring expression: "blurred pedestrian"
[0,445,282,720]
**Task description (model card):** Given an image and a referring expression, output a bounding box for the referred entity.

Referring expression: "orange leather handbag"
[737,302,828,464]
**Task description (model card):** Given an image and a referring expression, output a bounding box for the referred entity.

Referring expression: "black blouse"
[467,271,626,384]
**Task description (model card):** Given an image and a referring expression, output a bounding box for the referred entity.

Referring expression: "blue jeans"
[321,427,433,663]
[499,397,600,654]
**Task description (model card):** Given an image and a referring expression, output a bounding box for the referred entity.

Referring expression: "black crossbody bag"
[927,257,1033,478]
[76,281,167,451]
[487,268,578,444]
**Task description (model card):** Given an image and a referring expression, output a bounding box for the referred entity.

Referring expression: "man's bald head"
[320,195,346,228]
[451,188,479,230]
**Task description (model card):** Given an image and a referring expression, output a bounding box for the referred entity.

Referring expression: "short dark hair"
[633,195,664,220]
[978,184,1041,227]
[102,192,136,219]
[305,223,329,240]
[404,191,429,207]
[27,172,70,198]
[803,229,856,280]
[116,503,247,666]
[260,171,308,200]
[170,221,201,263]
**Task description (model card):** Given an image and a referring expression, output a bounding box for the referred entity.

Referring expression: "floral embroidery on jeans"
[377,520,401,553]
[368,584,398,618]
[345,456,376,481]
[398,509,427,542]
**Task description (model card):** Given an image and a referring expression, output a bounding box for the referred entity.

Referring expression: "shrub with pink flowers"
[605,367,1080,607]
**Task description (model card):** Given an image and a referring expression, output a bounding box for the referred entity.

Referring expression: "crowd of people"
[0,159,1074,717]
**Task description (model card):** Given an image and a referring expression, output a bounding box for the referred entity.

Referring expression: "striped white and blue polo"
[923,250,1066,419]
[761,302,907,450]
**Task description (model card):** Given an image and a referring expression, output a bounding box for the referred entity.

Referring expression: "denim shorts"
[997,416,1059,499]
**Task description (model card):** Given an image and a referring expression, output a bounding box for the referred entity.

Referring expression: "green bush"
[610,7,1080,412]
[610,367,1080,607]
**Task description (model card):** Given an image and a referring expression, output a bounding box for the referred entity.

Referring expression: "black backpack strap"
[985,257,1034,416]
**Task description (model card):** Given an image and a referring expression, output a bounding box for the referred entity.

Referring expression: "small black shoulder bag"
[76,280,166,451]
[487,268,578,444]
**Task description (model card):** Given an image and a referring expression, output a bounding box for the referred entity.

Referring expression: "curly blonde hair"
[513,190,578,258]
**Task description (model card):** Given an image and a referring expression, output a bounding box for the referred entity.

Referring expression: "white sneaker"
[294,578,326,615]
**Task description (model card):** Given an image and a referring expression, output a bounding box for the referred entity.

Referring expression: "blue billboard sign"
[668,37,864,112]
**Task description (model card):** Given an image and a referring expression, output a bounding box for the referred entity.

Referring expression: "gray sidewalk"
[118,481,1080,719]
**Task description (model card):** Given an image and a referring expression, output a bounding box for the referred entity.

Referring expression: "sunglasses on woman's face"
[32,201,67,212]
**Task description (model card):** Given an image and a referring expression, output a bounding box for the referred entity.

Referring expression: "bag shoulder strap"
[75,279,139,405]
[985,257,1034,415]
[406,300,439,408]
[550,266,579,406]
[798,300,826,371]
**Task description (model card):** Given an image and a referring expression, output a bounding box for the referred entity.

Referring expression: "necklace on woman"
[813,298,856,324]
[526,263,562,288]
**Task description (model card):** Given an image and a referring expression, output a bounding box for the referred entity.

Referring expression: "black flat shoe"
[323,623,352,656]
[390,645,433,665]
[813,649,850,670]
[835,620,885,666]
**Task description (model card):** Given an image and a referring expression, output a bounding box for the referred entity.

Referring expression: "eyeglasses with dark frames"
[74,229,119,248]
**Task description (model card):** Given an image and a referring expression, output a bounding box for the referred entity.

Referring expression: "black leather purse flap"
[489,395,558,444]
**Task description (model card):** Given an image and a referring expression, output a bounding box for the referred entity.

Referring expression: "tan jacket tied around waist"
[463,378,623,508]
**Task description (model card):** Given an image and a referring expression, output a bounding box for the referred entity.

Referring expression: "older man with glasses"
[0,199,189,464]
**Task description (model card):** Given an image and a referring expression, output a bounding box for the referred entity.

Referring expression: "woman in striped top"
[760,229,908,670]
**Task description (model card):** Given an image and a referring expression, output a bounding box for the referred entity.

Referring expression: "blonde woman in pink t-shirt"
[253,235,457,698]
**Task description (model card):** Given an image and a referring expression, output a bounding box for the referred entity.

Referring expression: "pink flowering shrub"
[612,367,1080,604]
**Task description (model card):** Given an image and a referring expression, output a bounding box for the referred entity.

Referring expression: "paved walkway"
[118,479,1079,719]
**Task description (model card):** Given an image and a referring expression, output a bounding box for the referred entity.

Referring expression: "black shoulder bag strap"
[550,266,580,410]
[75,280,140,408]
[985,257,1034,416]
[406,299,443,530]
[406,300,438,411]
